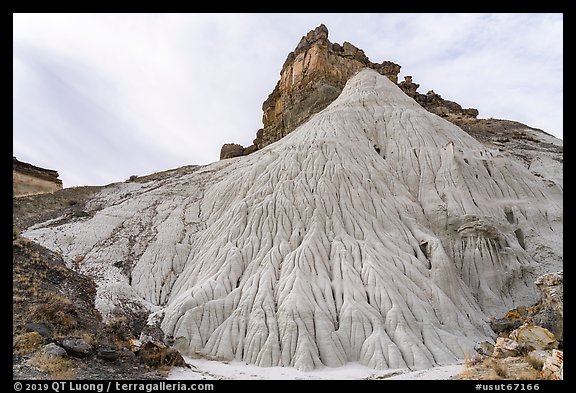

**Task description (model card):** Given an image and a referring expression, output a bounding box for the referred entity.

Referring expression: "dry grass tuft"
[29,353,76,380]
[464,351,484,368]
[13,332,44,355]
[490,359,508,378]
[526,354,545,371]
[29,302,77,332]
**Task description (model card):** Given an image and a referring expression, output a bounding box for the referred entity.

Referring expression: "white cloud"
[13,13,562,187]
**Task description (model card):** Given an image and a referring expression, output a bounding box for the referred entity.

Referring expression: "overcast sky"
[13,13,563,188]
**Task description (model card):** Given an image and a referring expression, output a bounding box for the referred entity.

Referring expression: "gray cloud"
[13,13,562,187]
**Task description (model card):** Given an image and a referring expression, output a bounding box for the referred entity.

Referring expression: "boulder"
[97,348,120,362]
[509,325,558,352]
[42,343,67,357]
[220,143,245,160]
[505,307,527,320]
[138,340,188,368]
[61,337,92,358]
[490,316,522,334]
[463,108,479,118]
[541,349,563,380]
[24,323,52,339]
[474,341,495,357]
[118,347,137,360]
[535,272,563,287]
[492,337,520,358]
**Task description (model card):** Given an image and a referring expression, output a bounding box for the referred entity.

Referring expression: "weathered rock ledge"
[13,156,63,197]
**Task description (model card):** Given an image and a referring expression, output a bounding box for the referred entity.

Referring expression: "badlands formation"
[23,27,562,372]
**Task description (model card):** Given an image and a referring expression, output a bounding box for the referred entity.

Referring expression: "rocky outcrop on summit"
[13,157,63,197]
[398,75,479,119]
[220,24,402,158]
[253,25,402,151]
[220,24,479,159]
[24,69,563,371]
[219,144,245,160]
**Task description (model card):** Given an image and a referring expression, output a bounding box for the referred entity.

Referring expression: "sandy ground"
[168,356,464,380]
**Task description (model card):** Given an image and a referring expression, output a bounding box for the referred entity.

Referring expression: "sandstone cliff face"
[221,24,479,159]
[13,157,63,197]
[254,24,401,151]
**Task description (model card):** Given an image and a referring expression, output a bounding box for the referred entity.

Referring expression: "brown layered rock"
[13,157,63,197]
[254,24,401,150]
[397,75,419,96]
[220,24,483,159]
[219,143,245,160]
[220,143,259,160]
[398,77,479,119]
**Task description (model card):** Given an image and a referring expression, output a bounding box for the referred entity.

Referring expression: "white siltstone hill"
[24,69,563,371]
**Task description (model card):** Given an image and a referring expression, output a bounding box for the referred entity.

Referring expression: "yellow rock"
[509,325,558,351]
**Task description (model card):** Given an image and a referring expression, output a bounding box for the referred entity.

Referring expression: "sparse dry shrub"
[13,331,44,355]
[481,358,508,378]
[464,352,484,368]
[80,331,95,346]
[106,313,132,343]
[491,359,508,378]
[527,354,545,371]
[455,368,476,379]
[30,298,77,332]
[505,309,523,321]
[29,353,75,380]
[463,352,473,368]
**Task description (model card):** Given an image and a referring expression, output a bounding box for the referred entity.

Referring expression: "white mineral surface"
[25,69,562,372]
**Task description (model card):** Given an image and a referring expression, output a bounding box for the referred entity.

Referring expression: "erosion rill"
[23,25,562,372]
